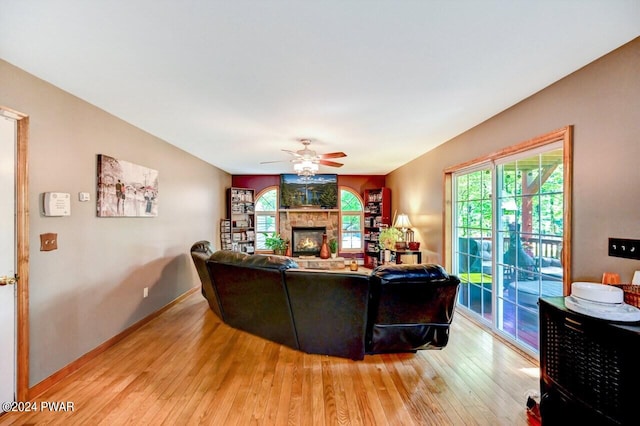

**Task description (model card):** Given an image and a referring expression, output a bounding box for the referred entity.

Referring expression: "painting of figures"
[97,154,159,217]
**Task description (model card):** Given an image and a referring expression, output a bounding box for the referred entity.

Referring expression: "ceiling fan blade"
[259,160,287,164]
[318,159,344,167]
[320,152,347,159]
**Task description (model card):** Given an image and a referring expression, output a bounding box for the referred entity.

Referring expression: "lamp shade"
[393,213,412,230]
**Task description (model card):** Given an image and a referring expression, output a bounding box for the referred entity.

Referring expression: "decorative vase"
[319,234,330,259]
[285,242,292,257]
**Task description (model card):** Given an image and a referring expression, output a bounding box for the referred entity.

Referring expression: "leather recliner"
[367,263,460,353]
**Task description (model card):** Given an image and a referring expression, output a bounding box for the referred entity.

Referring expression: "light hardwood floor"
[0,290,540,425]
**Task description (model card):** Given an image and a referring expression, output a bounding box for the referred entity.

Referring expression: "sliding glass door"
[452,138,566,353]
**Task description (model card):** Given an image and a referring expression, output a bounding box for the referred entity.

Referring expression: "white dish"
[571,281,623,304]
[565,295,640,322]
[570,295,623,311]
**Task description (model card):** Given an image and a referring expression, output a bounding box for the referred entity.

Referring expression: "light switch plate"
[79,192,90,202]
[40,233,58,251]
[608,238,640,260]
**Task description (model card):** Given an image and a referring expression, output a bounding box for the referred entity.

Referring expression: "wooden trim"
[443,126,571,173]
[562,126,573,294]
[28,286,199,399]
[16,114,29,402]
[442,173,452,271]
[2,105,31,402]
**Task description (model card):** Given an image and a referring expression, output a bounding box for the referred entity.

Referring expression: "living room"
[1,2,639,424]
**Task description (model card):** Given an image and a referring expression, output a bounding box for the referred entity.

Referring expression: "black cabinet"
[539,297,640,425]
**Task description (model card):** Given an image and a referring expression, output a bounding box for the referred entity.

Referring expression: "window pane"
[341,190,363,211]
[342,232,362,249]
[342,214,361,231]
[255,189,277,211]
[255,214,276,250]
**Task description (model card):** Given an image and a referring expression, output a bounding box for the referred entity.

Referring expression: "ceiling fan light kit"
[293,160,319,177]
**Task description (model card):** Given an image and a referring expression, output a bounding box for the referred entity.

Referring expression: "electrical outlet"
[608,238,640,260]
[143,287,148,298]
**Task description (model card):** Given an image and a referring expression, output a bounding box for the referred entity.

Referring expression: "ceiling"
[1,1,638,175]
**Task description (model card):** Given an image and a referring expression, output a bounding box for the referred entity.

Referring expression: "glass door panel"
[454,168,493,322]
[496,148,564,351]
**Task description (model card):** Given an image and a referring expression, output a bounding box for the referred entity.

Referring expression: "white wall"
[1,59,231,386]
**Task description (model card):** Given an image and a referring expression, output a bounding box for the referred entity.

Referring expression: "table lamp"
[393,214,412,241]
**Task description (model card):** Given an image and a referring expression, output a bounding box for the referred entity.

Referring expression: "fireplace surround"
[291,227,326,257]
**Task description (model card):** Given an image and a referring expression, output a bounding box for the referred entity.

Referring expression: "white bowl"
[571,281,623,304]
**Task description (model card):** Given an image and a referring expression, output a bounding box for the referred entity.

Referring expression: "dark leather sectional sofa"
[191,241,460,360]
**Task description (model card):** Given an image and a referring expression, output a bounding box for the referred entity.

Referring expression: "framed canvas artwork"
[97,154,159,217]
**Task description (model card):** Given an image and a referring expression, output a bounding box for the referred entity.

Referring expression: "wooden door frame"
[1,106,29,401]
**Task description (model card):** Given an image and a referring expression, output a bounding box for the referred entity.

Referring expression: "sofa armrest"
[190,241,224,320]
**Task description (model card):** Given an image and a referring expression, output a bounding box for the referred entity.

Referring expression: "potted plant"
[378,227,402,250]
[328,238,338,258]
[378,227,402,263]
[265,232,288,255]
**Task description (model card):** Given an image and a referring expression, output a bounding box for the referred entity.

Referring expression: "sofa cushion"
[240,253,299,270]
[371,263,452,284]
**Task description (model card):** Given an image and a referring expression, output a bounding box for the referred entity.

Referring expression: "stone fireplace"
[291,226,326,257]
[279,210,339,257]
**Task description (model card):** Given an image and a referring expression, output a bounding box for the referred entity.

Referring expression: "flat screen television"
[279,174,338,209]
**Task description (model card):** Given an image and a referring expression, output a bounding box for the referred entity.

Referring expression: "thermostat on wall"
[43,192,71,216]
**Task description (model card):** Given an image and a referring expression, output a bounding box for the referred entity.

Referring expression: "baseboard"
[28,286,199,399]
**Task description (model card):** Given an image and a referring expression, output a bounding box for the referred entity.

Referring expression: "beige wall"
[1,59,231,386]
[387,37,640,283]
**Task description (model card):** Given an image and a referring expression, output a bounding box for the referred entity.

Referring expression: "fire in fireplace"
[291,227,326,257]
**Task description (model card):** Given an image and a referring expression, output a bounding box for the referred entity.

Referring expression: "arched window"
[254,186,278,250]
[340,188,363,251]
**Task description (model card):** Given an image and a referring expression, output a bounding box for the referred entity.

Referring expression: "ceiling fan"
[261,139,347,176]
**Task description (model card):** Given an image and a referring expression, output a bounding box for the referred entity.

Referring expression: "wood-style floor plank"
[0,291,540,425]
